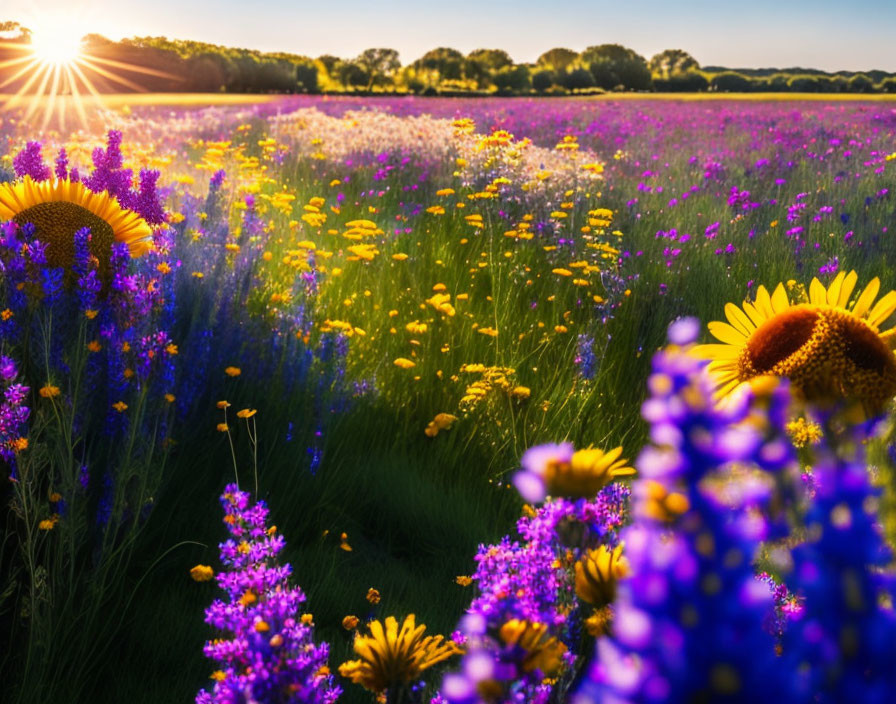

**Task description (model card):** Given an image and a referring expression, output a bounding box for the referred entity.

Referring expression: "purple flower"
[197,484,341,704]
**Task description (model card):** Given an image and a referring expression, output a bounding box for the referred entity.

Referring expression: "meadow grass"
[2,96,895,702]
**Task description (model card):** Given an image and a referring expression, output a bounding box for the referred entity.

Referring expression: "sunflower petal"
[692,344,741,360]
[741,301,768,328]
[837,270,858,308]
[771,283,790,314]
[754,285,774,318]
[724,303,755,336]
[809,278,827,305]
[852,277,881,318]
[867,291,896,328]
[826,271,846,307]
[707,321,748,346]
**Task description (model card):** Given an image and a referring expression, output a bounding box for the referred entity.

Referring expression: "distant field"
[3,91,896,112]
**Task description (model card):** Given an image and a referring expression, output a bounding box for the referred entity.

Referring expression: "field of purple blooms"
[1,95,896,704]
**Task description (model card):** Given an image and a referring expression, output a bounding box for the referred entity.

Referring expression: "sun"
[0,13,176,129]
[28,21,84,67]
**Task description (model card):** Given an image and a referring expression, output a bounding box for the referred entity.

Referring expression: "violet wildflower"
[781,428,896,703]
[12,141,52,181]
[0,357,29,476]
[441,486,629,703]
[197,484,341,704]
[577,319,801,703]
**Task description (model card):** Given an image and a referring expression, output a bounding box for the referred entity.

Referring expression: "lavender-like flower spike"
[0,356,30,477]
[197,484,341,704]
[441,486,629,703]
[12,141,52,181]
[782,429,896,703]
[578,317,802,703]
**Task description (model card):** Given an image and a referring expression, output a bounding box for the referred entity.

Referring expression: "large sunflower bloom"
[694,271,896,415]
[0,177,153,274]
[338,614,460,693]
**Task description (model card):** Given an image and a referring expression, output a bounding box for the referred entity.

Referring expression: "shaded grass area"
[92,394,526,703]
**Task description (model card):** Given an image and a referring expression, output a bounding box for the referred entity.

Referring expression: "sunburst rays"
[0,20,176,130]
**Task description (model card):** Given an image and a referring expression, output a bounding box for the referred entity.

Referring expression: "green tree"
[848,73,874,93]
[413,47,466,86]
[466,48,513,89]
[879,76,896,93]
[710,71,753,92]
[295,59,319,93]
[531,68,555,92]
[492,64,531,93]
[653,71,708,92]
[536,47,578,72]
[337,61,370,90]
[561,66,597,90]
[648,49,699,78]
[356,48,401,90]
[581,44,651,90]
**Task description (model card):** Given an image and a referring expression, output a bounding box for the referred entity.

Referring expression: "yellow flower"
[394,358,416,370]
[342,615,360,630]
[510,386,531,400]
[498,620,566,676]
[216,423,229,433]
[533,446,635,500]
[87,340,102,353]
[0,177,153,275]
[39,384,61,398]
[426,292,456,317]
[424,413,458,438]
[366,588,381,605]
[574,544,628,607]
[584,606,613,636]
[38,518,57,531]
[190,564,215,582]
[112,401,128,413]
[639,479,690,523]
[693,271,896,416]
[237,408,257,419]
[455,575,472,586]
[216,400,231,409]
[785,417,823,448]
[164,393,176,403]
[225,366,241,377]
[338,615,460,692]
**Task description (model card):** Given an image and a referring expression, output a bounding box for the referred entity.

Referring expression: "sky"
[7,0,896,72]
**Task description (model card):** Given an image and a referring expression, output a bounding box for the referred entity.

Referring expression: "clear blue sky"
[9,0,896,71]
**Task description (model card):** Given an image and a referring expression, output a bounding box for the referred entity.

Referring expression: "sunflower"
[0,177,152,275]
[338,614,460,693]
[694,271,896,415]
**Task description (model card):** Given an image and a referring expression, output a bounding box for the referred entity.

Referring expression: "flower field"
[2,95,896,703]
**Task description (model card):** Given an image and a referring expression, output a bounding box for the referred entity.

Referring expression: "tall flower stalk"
[197,484,341,704]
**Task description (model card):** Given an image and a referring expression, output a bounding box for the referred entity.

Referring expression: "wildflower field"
[2,95,896,703]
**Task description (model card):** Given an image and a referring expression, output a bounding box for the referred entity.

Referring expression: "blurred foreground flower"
[514,443,634,503]
[578,317,802,702]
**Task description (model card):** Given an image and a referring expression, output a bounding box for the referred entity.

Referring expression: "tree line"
[2,21,895,95]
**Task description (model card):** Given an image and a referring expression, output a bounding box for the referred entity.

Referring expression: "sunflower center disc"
[14,201,117,273]
[746,306,819,373]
